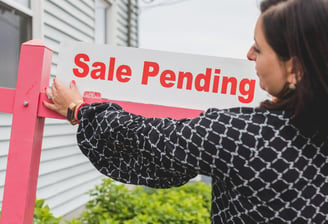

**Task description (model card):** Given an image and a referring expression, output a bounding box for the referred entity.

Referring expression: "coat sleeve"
[76,102,254,188]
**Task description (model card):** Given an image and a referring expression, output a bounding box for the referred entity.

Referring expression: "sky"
[138,0,261,59]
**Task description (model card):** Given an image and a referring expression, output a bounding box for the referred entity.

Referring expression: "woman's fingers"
[43,100,55,111]
[46,88,52,100]
[43,79,83,118]
[69,80,75,89]
[68,80,83,103]
[70,80,82,97]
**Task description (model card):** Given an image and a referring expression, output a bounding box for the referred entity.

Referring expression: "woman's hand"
[44,79,83,117]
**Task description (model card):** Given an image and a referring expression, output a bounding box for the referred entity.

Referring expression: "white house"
[0,0,139,218]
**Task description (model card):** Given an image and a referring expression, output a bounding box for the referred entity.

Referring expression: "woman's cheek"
[257,74,265,88]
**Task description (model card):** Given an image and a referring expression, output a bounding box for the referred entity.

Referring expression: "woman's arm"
[76,102,244,188]
[44,79,255,188]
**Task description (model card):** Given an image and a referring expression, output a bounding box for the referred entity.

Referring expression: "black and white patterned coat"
[77,102,328,224]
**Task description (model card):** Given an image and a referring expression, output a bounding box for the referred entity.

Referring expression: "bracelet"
[67,100,84,125]
[74,102,88,124]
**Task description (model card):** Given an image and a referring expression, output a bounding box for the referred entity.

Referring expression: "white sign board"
[57,41,269,110]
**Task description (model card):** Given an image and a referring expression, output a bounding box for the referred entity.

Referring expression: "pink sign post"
[0,40,53,224]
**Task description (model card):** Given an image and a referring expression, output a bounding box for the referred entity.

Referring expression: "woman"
[45,0,328,223]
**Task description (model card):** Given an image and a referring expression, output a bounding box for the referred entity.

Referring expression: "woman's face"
[247,15,292,96]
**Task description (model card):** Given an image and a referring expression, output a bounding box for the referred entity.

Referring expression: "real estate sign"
[57,41,268,110]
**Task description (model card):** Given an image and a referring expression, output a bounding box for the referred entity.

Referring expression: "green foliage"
[67,179,211,224]
[1,180,211,224]
[33,199,62,224]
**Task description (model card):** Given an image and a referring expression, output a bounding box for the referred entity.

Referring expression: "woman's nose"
[247,44,256,61]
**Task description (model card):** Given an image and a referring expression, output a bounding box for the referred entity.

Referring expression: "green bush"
[1,180,211,224]
[33,199,62,224]
[68,179,211,224]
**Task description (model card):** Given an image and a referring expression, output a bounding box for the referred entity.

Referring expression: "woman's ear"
[286,57,302,89]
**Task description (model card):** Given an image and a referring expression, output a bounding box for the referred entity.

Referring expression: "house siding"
[0,0,139,217]
[0,113,12,214]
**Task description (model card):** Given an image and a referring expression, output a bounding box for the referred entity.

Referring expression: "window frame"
[0,0,38,88]
[95,0,117,45]
[0,0,32,17]
[0,0,44,40]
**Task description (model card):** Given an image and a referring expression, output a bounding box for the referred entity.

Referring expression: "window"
[95,0,111,44]
[0,2,31,88]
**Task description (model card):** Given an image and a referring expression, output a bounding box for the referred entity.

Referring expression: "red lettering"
[142,61,159,85]
[238,79,255,103]
[72,55,131,84]
[177,72,193,90]
[195,68,212,92]
[117,65,132,83]
[221,76,237,95]
[73,53,89,78]
[212,69,221,93]
[160,70,176,88]
[107,57,116,81]
[90,62,106,80]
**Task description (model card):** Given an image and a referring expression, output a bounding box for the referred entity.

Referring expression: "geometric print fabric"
[77,103,328,224]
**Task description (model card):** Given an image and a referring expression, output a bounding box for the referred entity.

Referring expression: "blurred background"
[138,0,260,59]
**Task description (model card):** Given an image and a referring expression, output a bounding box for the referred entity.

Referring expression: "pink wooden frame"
[0,40,203,223]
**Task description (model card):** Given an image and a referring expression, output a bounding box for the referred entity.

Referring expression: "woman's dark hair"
[259,0,328,136]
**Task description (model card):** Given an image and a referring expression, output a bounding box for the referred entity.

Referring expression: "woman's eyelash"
[253,45,260,53]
